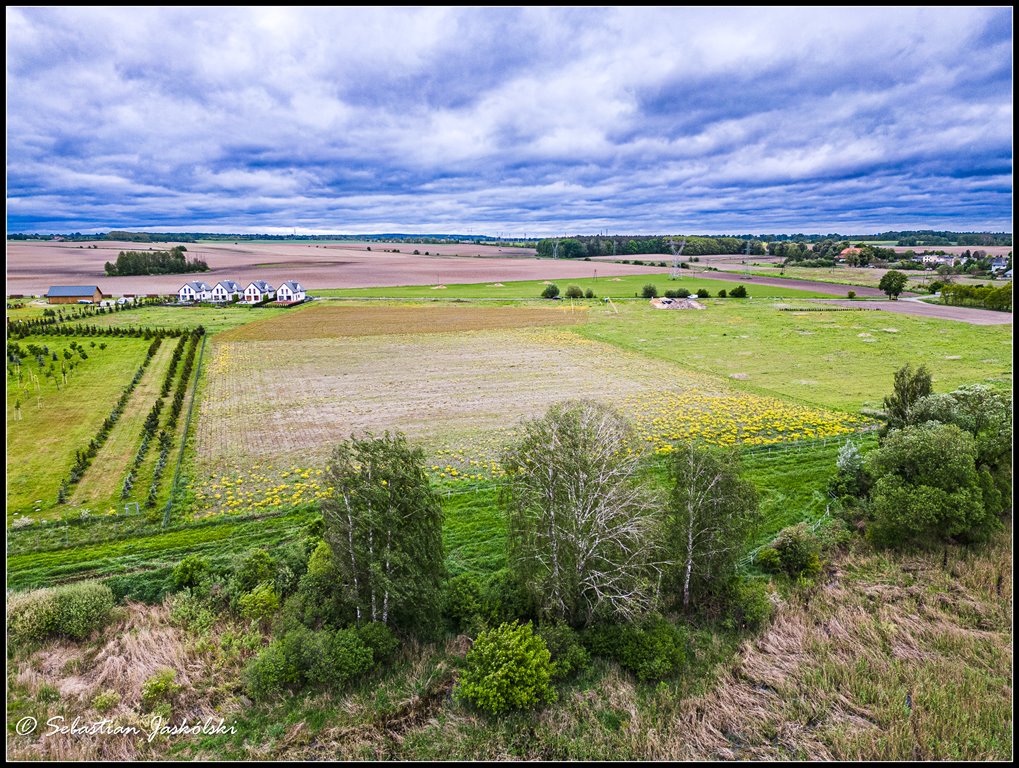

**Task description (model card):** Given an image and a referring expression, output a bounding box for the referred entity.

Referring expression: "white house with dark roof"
[275,280,306,303]
[244,280,275,304]
[178,281,212,303]
[210,280,244,303]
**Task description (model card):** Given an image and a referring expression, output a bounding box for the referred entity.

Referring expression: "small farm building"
[46,285,105,304]
[244,280,275,303]
[275,280,306,302]
[178,281,213,303]
[211,280,244,302]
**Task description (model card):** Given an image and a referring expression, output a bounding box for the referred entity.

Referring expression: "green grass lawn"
[310,273,832,300]
[576,300,1012,413]
[6,336,152,520]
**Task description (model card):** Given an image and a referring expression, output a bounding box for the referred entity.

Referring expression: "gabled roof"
[47,285,102,297]
[279,280,304,292]
[215,280,243,291]
[181,281,212,292]
[248,280,274,291]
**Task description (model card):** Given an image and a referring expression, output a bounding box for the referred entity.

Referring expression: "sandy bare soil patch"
[218,303,584,341]
[5,239,668,296]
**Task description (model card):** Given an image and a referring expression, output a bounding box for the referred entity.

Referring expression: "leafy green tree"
[321,432,444,636]
[867,422,998,546]
[882,363,932,433]
[665,443,760,610]
[564,285,584,299]
[879,270,908,299]
[540,283,560,299]
[729,284,748,298]
[908,385,1012,514]
[641,283,659,298]
[502,400,662,626]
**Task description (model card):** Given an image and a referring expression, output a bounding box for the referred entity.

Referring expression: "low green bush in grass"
[455,621,556,715]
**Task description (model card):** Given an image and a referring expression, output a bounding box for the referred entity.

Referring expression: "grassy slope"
[6,336,151,520]
[576,300,1012,412]
[310,273,833,299]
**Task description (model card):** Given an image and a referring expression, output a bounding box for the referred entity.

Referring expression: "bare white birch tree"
[502,400,665,627]
[666,442,760,610]
[321,432,444,636]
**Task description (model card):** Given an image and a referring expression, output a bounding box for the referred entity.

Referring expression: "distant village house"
[211,280,244,302]
[275,280,306,303]
[178,280,213,303]
[46,285,106,304]
[244,280,275,304]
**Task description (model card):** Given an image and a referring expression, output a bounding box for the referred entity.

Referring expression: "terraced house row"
[177,279,306,304]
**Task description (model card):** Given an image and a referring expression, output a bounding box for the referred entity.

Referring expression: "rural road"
[817,298,1012,325]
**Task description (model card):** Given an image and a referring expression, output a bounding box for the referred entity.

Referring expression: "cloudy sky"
[5,6,1013,235]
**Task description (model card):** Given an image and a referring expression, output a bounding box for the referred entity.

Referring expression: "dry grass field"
[195,314,719,474]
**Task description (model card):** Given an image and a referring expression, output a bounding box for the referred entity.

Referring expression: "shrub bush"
[229,549,276,606]
[141,669,180,711]
[723,577,774,632]
[641,283,659,299]
[310,628,374,689]
[7,589,60,646]
[847,290,857,299]
[92,690,120,713]
[238,582,280,627]
[455,622,556,715]
[244,632,308,699]
[537,622,590,681]
[755,547,782,573]
[171,554,210,593]
[479,568,534,626]
[717,289,727,298]
[356,621,400,662]
[696,288,711,299]
[53,581,115,641]
[729,285,748,298]
[674,288,691,298]
[444,572,484,632]
[564,285,584,299]
[771,523,822,578]
[245,626,376,700]
[582,617,686,681]
[541,283,560,299]
[584,288,595,299]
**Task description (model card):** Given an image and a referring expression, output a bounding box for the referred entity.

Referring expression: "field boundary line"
[162,333,206,527]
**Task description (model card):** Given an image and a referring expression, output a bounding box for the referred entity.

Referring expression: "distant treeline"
[536,236,768,258]
[104,246,209,276]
